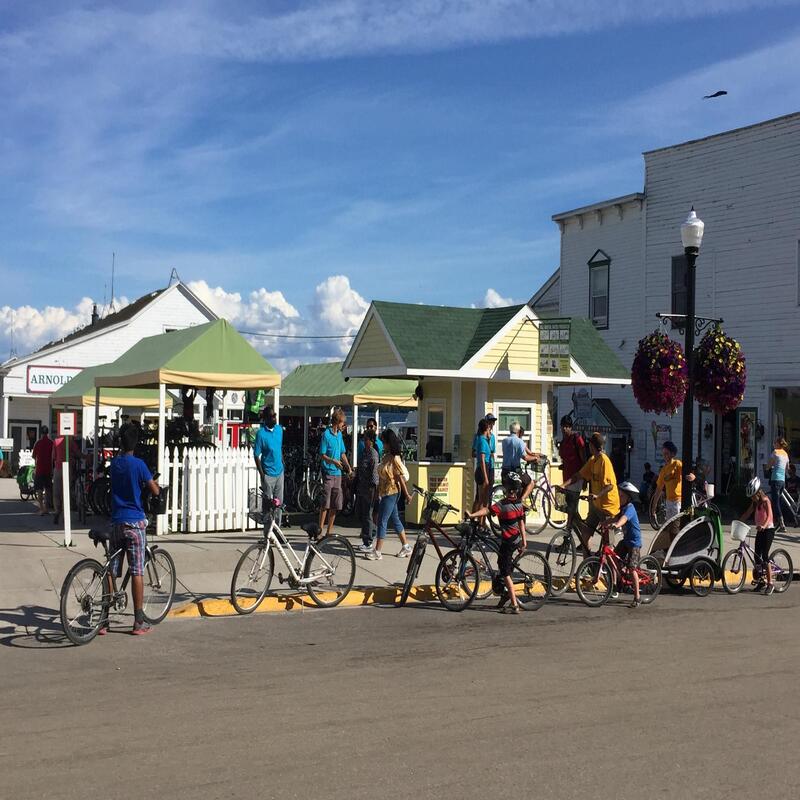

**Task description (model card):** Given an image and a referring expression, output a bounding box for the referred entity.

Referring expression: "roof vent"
[91,304,99,326]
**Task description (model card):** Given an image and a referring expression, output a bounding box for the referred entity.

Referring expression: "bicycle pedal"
[277,572,286,584]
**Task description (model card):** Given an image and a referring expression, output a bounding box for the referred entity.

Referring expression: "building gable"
[346,312,403,371]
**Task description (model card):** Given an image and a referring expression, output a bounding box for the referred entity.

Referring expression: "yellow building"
[343,301,630,524]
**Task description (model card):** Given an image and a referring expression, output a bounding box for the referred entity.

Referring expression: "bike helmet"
[503,471,524,493]
[618,481,640,497]
[746,476,761,497]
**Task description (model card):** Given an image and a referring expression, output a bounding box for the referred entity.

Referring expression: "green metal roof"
[280,361,417,407]
[568,318,630,380]
[372,301,523,370]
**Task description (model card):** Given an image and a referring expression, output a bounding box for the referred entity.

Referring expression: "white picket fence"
[162,446,261,533]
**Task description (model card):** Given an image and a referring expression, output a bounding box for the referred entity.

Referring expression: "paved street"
[3,587,800,800]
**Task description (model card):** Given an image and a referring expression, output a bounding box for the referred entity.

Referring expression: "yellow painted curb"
[169,584,440,618]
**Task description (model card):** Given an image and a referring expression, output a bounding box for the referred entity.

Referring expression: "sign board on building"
[0,437,13,451]
[427,467,450,501]
[58,411,77,437]
[538,321,571,377]
[26,365,82,394]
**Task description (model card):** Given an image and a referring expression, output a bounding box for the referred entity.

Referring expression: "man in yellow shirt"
[562,432,620,556]
[653,441,682,521]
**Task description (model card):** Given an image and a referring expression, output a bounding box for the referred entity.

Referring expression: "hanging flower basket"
[693,327,746,415]
[631,331,688,415]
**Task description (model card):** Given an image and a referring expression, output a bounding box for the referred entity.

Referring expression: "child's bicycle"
[574,526,663,607]
[721,521,793,594]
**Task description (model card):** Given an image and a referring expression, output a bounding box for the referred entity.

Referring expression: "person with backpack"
[558,417,586,517]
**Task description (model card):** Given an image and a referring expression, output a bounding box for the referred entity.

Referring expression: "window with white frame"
[425,402,445,459]
[588,249,610,329]
[494,403,536,462]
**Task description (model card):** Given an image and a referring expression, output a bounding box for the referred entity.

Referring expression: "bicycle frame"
[780,488,799,523]
[260,518,337,586]
[730,538,786,578]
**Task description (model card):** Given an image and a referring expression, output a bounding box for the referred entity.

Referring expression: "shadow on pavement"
[0,604,71,649]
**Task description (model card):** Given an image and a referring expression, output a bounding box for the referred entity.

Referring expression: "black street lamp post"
[679,208,705,511]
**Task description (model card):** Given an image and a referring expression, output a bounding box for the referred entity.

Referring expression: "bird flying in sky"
[703,90,728,99]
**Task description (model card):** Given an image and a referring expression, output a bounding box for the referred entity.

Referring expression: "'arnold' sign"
[26,364,82,394]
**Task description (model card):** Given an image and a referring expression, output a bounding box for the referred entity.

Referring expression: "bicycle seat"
[302,522,322,541]
[88,528,111,545]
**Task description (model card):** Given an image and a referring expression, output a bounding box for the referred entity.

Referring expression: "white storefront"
[0,282,217,459]
[537,111,800,490]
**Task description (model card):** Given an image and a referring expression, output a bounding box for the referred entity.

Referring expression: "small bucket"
[731,520,750,542]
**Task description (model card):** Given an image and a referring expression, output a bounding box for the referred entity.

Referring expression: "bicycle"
[778,487,800,528]
[435,516,551,612]
[59,518,176,645]
[398,486,462,606]
[544,490,595,596]
[721,523,793,594]
[230,494,356,613]
[574,527,663,607]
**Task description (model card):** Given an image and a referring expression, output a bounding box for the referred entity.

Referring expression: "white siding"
[554,112,800,481]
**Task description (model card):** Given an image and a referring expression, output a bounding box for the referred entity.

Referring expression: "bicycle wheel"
[721,549,747,594]
[435,549,480,611]
[295,483,312,513]
[230,542,274,614]
[525,487,551,535]
[304,534,356,608]
[637,556,662,604]
[471,541,499,600]
[545,530,576,596]
[60,558,107,645]
[398,536,427,607]
[512,551,551,610]
[688,559,714,597]
[311,482,325,513]
[769,548,793,594]
[574,557,613,607]
[89,478,107,515]
[142,547,176,624]
[649,494,666,530]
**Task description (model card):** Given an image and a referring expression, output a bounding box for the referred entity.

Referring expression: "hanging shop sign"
[26,364,82,394]
[538,321,571,377]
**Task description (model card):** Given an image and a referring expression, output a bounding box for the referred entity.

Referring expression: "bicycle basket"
[248,488,261,514]
[146,485,170,516]
[553,487,569,513]
[731,520,751,542]
[425,498,449,526]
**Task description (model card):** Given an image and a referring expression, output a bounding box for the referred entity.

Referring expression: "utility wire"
[237,328,356,340]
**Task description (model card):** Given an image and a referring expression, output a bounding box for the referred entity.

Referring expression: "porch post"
[303,406,309,455]
[274,386,280,424]
[157,382,166,536]
[352,403,359,468]
[92,387,100,479]
[451,380,461,459]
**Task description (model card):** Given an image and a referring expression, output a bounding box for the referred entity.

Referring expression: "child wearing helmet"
[466,471,527,614]
[740,477,775,594]
[609,481,643,608]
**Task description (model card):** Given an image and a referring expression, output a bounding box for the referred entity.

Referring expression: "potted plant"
[631,331,688,415]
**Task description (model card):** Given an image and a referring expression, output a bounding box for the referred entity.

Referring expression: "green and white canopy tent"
[93,319,280,531]
[277,360,417,465]
[49,363,175,410]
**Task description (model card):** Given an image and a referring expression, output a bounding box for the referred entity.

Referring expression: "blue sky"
[1,0,800,370]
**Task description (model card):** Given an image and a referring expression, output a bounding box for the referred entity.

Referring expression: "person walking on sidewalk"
[357,417,384,461]
[32,427,54,517]
[367,429,412,560]
[356,429,379,553]
[319,408,352,537]
[254,405,284,527]
[767,437,790,532]
[106,426,160,635]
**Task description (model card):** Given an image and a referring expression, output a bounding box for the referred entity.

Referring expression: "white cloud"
[476,288,515,308]
[187,280,300,329]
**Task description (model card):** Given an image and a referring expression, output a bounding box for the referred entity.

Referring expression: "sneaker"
[752,581,766,593]
[356,543,373,553]
[777,525,786,533]
[610,590,619,600]
[365,549,382,561]
[764,584,775,596]
[505,605,521,615]
[398,544,413,558]
[629,598,641,609]
[132,621,152,636]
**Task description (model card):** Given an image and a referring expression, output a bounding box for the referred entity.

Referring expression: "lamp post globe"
[680,207,703,511]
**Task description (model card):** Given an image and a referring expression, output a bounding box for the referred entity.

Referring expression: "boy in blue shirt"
[610,481,642,608]
[253,405,285,527]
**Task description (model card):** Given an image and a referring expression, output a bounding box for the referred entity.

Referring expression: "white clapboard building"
[0,282,217,455]
[533,111,800,492]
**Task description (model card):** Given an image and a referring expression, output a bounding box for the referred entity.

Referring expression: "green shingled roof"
[568,317,630,380]
[372,301,523,370]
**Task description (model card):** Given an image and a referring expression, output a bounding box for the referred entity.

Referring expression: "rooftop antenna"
[168,267,181,287]
[110,252,116,313]
[9,309,17,359]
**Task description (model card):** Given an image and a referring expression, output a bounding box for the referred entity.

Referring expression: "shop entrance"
[772,387,800,459]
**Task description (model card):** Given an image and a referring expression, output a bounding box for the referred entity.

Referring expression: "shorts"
[498,535,520,578]
[586,505,610,536]
[34,474,52,491]
[615,541,641,568]
[110,520,148,577]
[501,468,532,487]
[322,474,343,511]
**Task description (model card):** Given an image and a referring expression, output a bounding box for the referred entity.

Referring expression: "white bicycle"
[230,495,356,614]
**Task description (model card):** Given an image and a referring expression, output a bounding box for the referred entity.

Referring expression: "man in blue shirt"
[108,426,160,636]
[254,405,285,527]
[356,417,384,462]
[319,408,352,536]
[501,422,540,502]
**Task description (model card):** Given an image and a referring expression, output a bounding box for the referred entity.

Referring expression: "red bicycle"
[574,527,663,607]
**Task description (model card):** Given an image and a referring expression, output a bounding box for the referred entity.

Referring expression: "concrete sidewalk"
[2,476,800,635]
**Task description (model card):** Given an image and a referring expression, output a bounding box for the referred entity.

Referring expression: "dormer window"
[588,249,610,329]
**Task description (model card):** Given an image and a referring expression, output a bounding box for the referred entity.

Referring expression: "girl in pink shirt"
[740,479,775,594]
